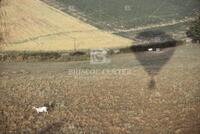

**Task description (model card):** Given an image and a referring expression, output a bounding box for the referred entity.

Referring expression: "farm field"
[43,0,200,31]
[0,0,133,52]
[0,0,200,133]
[0,44,200,133]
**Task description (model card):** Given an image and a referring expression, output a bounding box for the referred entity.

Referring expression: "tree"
[187,14,200,43]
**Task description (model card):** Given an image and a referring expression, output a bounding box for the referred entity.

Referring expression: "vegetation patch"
[187,14,200,43]
[0,51,89,62]
[43,0,200,31]
[0,40,184,62]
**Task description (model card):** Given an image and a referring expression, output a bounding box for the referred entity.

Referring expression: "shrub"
[187,14,200,43]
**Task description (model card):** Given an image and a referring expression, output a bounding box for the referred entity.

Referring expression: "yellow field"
[0,0,133,52]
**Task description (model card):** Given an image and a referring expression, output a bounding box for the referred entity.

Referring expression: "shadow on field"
[130,30,177,89]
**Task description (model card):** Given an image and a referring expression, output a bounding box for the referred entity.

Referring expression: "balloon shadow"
[130,30,177,89]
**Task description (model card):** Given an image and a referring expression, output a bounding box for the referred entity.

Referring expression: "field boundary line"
[113,17,195,33]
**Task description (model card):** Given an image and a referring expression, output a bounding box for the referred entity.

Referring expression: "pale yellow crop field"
[0,0,133,52]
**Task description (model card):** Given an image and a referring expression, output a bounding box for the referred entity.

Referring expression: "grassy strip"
[0,40,184,62]
[0,51,89,62]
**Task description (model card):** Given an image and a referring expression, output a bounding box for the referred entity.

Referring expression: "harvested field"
[0,44,200,133]
[0,0,132,52]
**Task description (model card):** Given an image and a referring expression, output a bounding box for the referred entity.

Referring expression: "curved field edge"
[0,0,133,52]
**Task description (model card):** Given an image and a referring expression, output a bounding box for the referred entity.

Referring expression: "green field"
[47,0,200,30]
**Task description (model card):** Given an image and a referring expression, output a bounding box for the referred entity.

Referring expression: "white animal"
[113,49,120,54]
[148,48,153,51]
[33,106,48,113]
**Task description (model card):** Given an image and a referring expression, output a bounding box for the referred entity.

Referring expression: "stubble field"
[0,45,200,133]
[0,0,132,52]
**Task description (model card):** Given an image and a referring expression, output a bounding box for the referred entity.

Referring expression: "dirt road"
[0,45,200,133]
